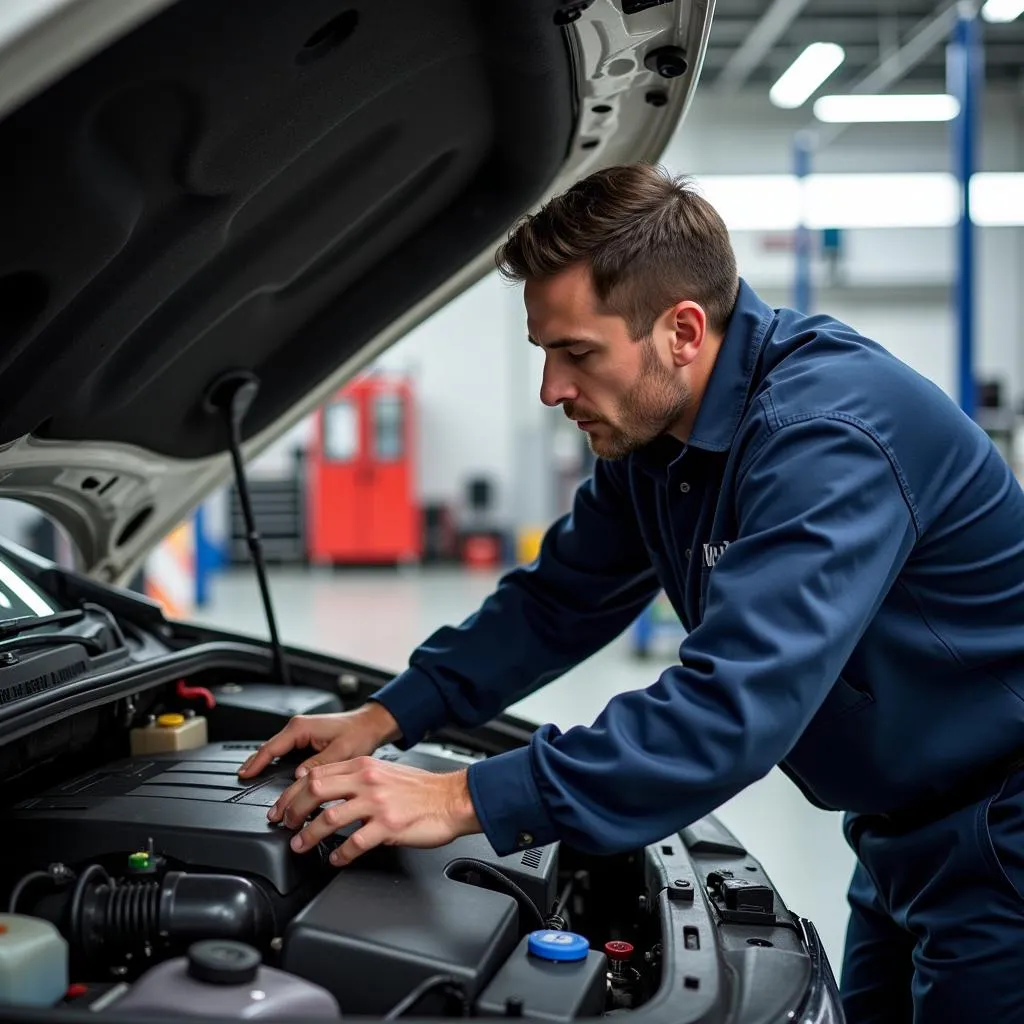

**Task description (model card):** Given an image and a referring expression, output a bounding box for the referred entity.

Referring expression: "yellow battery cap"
[156,713,185,728]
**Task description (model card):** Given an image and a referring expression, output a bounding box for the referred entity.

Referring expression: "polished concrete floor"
[192,565,856,975]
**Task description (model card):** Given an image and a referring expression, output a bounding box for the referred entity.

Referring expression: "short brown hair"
[495,163,739,337]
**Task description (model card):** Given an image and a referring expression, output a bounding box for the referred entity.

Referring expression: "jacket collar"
[632,278,775,475]
[687,277,775,452]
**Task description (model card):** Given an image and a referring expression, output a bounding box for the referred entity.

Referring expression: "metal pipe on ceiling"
[803,0,964,149]
[713,0,814,93]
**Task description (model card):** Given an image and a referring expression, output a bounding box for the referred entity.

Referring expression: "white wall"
[369,271,532,525]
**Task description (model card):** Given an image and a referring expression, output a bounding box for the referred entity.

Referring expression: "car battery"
[475,930,608,1022]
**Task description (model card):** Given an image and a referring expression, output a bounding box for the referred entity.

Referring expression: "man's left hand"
[268,757,482,866]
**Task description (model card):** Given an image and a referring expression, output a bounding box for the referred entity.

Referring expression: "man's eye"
[567,350,591,363]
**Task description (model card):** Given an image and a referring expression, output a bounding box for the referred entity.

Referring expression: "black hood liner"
[0,0,574,458]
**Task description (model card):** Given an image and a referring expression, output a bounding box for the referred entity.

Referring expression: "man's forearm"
[371,460,659,749]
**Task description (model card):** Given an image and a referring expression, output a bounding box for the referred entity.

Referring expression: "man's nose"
[540,361,578,408]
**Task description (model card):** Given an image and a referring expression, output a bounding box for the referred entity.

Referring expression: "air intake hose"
[71,866,275,962]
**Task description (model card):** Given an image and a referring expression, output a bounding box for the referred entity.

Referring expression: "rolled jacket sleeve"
[370,457,662,749]
[468,414,919,856]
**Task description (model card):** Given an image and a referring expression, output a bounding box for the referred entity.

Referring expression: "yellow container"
[516,527,545,565]
[130,713,208,755]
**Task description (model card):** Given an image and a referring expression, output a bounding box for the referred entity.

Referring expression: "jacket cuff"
[368,667,449,750]
[467,745,559,856]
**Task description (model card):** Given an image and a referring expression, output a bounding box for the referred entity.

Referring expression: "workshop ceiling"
[703,0,1024,92]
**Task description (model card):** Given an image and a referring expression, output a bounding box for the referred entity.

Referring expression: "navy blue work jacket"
[372,278,1024,857]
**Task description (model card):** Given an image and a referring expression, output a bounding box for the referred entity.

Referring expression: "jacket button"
[517,831,534,847]
[679,482,690,493]
[685,549,691,559]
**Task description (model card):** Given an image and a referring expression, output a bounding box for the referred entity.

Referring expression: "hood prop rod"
[204,371,291,688]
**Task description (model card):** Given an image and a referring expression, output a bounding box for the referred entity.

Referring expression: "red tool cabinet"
[306,375,421,565]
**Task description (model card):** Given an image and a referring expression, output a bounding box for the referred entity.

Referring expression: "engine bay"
[0,660,826,1024]
[2,689,670,1021]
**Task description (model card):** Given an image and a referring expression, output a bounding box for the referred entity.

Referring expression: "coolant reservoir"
[109,940,341,1019]
[130,712,208,754]
[0,914,69,1007]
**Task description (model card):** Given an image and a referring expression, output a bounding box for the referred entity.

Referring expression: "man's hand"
[269,757,482,867]
[237,702,401,780]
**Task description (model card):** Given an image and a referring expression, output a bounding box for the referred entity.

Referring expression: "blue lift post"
[193,503,226,608]
[193,507,210,608]
[948,5,982,419]
[793,131,814,314]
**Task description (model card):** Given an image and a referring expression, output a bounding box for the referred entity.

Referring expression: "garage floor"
[192,566,856,976]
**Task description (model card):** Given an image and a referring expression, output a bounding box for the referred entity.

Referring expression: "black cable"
[544,876,576,930]
[8,870,51,913]
[80,601,127,650]
[444,858,545,933]
[9,863,75,914]
[69,863,111,954]
[383,974,466,1020]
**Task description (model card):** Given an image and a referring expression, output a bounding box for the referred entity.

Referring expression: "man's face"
[525,264,692,459]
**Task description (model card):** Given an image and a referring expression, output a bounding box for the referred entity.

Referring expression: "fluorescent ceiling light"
[814,93,960,122]
[691,175,800,231]
[971,173,1024,226]
[981,0,1024,22]
[769,42,845,109]
[804,173,958,229]
[690,172,1024,231]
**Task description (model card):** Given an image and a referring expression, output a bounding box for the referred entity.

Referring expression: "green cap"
[128,851,151,871]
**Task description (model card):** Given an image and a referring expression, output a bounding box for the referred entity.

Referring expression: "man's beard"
[568,340,691,460]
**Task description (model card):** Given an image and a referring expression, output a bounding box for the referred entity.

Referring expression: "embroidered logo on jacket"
[702,541,730,568]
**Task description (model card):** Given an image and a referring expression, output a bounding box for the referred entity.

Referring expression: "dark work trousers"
[839,764,1024,1023]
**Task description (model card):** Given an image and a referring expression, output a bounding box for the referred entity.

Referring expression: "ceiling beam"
[851,0,961,93]
[806,0,964,148]
[713,0,814,93]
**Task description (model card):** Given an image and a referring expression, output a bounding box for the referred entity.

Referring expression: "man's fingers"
[290,797,370,853]
[268,772,311,826]
[269,759,365,826]
[296,739,356,778]
[278,760,471,865]
[238,722,305,778]
[238,738,285,778]
[329,821,387,867]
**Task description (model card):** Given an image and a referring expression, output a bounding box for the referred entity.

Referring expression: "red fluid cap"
[604,940,634,961]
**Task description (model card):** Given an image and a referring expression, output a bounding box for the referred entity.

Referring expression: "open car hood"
[0,0,712,583]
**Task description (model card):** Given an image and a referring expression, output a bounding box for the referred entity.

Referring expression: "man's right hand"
[236,701,402,780]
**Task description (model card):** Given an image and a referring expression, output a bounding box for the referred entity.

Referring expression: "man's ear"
[667,301,707,367]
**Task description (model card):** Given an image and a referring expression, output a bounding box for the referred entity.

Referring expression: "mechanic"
[240,163,1024,1023]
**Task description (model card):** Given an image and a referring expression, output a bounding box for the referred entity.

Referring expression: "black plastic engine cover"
[9,740,558,908]
[10,741,318,897]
